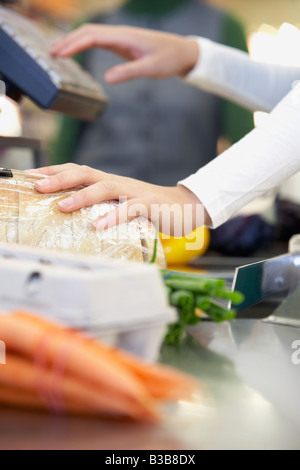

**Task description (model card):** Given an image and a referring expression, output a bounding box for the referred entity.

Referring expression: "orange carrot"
[13,311,198,401]
[0,310,198,419]
[0,385,50,413]
[0,312,158,420]
[88,342,197,401]
[0,385,104,417]
[0,353,159,421]
[14,312,197,400]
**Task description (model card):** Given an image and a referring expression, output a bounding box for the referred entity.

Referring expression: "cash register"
[0,3,108,121]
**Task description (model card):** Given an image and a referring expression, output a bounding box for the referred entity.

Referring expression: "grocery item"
[162,271,244,345]
[160,227,210,266]
[0,311,197,421]
[0,170,166,267]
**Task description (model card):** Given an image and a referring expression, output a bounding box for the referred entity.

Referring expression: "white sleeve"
[178,84,300,228]
[186,37,300,112]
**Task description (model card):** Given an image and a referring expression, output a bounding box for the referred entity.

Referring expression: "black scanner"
[0,6,108,121]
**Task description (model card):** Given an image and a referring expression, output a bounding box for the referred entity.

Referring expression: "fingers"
[51,25,103,57]
[51,25,139,58]
[58,180,129,212]
[34,166,102,194]
[105,56,159,84]
[51,35,101,58]
[29,163,79,176]
[93,199,152,230]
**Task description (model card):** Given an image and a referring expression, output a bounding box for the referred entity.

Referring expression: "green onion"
[165,278,225,295]
[196,296,236,323]
[211,289,245,304]
[162,270,243,345]
[169,290,195,310]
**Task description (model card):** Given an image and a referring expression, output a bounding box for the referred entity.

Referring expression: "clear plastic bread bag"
[0,169,167,268]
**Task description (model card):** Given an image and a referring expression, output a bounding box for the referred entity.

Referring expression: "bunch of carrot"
[0,311,197,422]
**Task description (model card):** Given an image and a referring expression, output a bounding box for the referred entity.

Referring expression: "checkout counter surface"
[0,245,299,450]
[1,316,300,450]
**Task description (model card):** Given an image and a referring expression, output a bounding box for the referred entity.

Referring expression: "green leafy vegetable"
[162,270,244,345]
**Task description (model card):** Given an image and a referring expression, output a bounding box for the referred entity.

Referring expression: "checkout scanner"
[0,4,108,121]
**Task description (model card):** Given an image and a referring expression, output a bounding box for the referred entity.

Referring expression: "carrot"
[0,312,159,421]
[13,311,197,401]
[0,310,199,420]
[0,353,159,421]
[12,312,197,401]
[0,385,104,417]
[88,341,197,401]
[0,385,50,413]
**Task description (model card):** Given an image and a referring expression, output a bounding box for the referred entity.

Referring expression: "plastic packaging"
[0,169,166,268]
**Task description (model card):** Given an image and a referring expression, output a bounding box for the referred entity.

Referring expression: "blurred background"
[0,0,299,263]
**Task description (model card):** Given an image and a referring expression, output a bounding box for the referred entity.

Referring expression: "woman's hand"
[33,164,210,236]
[51,25,199,84]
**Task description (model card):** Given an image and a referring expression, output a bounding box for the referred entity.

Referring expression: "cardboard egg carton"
[0,242,176,361]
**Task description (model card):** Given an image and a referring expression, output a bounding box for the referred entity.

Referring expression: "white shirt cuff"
[185,37,217,84]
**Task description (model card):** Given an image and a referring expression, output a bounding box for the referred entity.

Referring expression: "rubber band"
[50,335,82,414]
[34,330,81,415]
[34,332,56,412]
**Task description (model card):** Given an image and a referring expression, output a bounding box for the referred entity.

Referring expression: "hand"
[51,25,199,84]
[33,164,210,236]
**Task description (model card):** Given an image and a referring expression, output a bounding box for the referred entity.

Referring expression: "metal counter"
[1,314,300,450]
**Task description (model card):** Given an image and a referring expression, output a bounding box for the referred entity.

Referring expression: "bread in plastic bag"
[0,170,167,268]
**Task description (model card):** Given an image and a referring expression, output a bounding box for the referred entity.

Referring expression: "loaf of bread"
[0,170,167,268]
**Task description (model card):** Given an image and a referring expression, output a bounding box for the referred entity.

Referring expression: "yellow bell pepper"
[160,226,210,266]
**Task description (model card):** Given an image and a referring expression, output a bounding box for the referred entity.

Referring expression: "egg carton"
[0,242,176,361]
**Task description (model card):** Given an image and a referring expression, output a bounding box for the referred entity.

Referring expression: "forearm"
[179,85,300,228]
[186,37,300,112]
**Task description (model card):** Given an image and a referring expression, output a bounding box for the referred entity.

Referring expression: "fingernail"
[94,218,108,231]
[58,197,76,210]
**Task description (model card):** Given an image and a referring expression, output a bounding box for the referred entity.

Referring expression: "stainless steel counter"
[161,319,300,450]
[1,316,300,450]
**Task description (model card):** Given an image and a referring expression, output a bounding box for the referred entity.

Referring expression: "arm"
[179,84,300,227]
[51,24,300,113]
[34,77,300,234]
[43,25,300,232]
[33,82,300,231]
[187,37,300,113]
